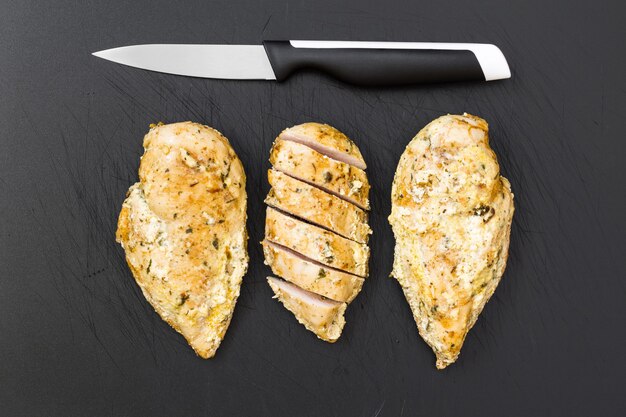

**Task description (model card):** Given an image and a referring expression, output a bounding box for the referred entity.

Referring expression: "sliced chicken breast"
[265,207,369,277]
[279,122,367,169]
[389,114,514,369]
[270,139,370,210]
[267,276,347,343]
[265,169,371,243]
[263,122,370,343]
[262,240,364,303]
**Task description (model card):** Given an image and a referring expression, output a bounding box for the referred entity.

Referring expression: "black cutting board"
[1,0,625,415]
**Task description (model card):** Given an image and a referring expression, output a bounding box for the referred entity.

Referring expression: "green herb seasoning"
[178,293,189,306]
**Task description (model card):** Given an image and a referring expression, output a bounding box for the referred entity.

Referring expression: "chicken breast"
[264,122,370,342]
[267,277,347,343]
[279,122,367,169]
[389,114,514,369]
[116,122,248,358]
[265,207,369,277]
[270,139,370,210]
[265,169,371,243]
[262,240,364,303]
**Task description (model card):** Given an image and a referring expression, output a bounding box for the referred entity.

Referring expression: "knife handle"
[263,40,510,86]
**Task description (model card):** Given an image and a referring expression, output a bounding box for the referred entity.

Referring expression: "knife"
[92,40,511,86]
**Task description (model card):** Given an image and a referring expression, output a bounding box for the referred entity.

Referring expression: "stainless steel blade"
[92,44,276,80]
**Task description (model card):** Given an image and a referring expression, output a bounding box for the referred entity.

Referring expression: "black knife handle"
[263,40,510,86]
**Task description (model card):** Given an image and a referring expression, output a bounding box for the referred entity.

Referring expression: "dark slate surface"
[1,0,625,415]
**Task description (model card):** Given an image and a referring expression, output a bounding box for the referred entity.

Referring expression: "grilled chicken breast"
[263,123,370,342]
[116,122,248,358]
[389,114,514,369]
[267,277,347,343]
[270,139,370,210]
[265,169,371,243]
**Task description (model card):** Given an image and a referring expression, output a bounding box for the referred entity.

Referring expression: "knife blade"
[92,40,511,86]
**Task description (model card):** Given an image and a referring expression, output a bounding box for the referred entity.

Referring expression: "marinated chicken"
[270,139,370,210]
[267,277,347,343]
[116,122,248,358]
[389,114,514,369]
[279,122,367,169]
[262,240,364,303]
[263,123,370,342]
[265,207,369,277]
[265,169,371,243]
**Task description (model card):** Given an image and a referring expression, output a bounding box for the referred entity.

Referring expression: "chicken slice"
[389,114,514,369]
[262,240,364,303]
[267,277,347,343]
[279,122,367,169]
[270,139,370,210]
[265,169,371,243]
[116,122,248,359]
[265,207,369,277]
